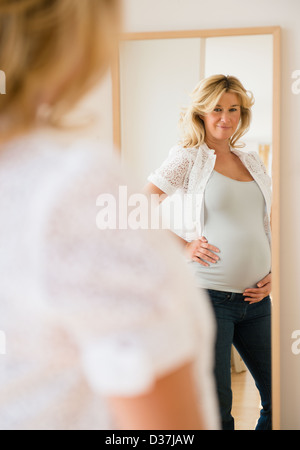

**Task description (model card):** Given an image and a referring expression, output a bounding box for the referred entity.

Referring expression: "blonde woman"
[146,75,272,430]
[0,1,220,430]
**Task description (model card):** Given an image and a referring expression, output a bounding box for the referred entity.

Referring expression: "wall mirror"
[112,26,281,429]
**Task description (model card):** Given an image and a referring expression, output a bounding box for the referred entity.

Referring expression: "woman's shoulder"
[0,129,121,226]
[237,148,269,172]
[168,144,204,161]
[3,128,117,177]
[232,148,271,186]
[2,126,112,155]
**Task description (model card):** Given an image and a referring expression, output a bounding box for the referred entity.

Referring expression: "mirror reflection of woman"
[146,75,272,430]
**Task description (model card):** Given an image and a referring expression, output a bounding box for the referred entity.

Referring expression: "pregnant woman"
[146,75,272,430]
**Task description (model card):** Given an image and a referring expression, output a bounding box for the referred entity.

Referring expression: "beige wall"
[103,0,300,429]
[119,38,203,185]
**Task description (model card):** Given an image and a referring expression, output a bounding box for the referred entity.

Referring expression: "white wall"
[95,0,300,429]
[204,35,273,146]
[119,38,202,184]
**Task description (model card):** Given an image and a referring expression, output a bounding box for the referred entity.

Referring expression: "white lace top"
[148,143,272,242]
[0,129,219,430]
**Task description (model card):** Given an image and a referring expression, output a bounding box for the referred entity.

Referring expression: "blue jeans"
[206,289,272,430]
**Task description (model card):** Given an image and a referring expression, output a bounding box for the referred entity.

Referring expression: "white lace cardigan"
[0,130,219,430]
[148,143,272,242]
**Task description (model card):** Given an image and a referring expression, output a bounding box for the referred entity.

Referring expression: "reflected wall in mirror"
[113,27,281,429]
[117,31,275,184]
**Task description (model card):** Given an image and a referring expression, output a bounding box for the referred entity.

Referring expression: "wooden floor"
[231,369,261,430]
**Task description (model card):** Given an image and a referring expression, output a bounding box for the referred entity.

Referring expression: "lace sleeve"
[148,145,196,195]
[247,151,272,242]
[38,145,214,397]
[248,151,272,187]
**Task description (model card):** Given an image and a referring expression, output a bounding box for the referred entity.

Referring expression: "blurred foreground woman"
[0,0,219,430]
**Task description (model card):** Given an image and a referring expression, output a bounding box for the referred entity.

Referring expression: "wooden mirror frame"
[112,26,281,429]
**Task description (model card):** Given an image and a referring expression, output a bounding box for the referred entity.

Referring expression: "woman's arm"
[144,182,167,202]
[144,183,220,263]
[108,362,205,430]
[144,182,188,247]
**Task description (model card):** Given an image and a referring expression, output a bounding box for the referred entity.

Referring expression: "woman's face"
[202,92,241,143]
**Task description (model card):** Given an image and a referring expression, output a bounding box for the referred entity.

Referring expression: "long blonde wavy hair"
[0,0,120,140]
[180,75,255,149]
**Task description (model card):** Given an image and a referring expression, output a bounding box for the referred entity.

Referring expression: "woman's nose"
[220,113,231,123]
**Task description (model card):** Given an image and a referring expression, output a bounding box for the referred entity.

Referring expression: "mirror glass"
[119,34,273,185]
[117,32,275,430]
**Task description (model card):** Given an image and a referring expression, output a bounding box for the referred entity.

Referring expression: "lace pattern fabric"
[0,130,219,430]
[148,143,272,242]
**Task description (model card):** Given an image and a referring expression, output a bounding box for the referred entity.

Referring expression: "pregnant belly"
[190,231,271,293]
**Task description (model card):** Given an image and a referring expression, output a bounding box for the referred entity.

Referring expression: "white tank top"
[189,170,271,293]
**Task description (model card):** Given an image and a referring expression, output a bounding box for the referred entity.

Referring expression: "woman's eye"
[214,108,222,112]
[230,108,238,112]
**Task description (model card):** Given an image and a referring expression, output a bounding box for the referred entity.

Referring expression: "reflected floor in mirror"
[232,370,261,430]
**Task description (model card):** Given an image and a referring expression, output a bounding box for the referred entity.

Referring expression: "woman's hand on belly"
[185,236,220,267]
[243,273,272,304]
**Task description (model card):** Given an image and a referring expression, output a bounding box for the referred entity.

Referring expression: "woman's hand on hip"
[185,236,220,266]
[243,273,272,304]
